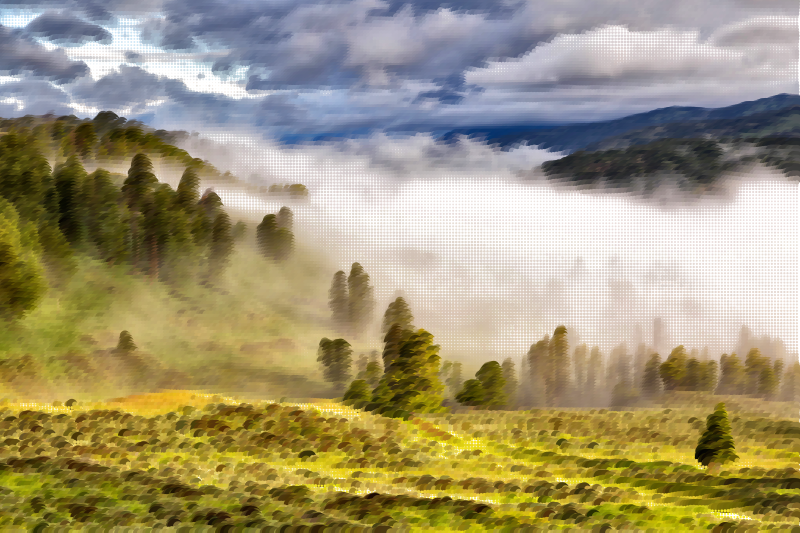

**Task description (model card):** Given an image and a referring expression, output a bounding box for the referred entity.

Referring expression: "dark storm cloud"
[0,25,90,82]
[0,0,162,21]
[25,11,113,46]
[69,65,169,109]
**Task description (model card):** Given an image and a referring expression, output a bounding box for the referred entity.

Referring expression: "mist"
[172,131,798,365]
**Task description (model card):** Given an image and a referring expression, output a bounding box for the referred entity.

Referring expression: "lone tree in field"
[117,330,137,353]
[695,402,739,471]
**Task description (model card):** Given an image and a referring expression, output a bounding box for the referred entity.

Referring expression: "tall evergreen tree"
[207,211,234,282]
[122,153,158,213]
[660,345,688,392]
[381,296,414,335]
[347,262,375,338]
[527,335,550,407]
[695,402,739,469]
[641,353,663,399]
[0,199,46,321]
[700,360,718,393]
[685,357,702,391]
[117,330,137,353]
[328,270,349,333]
[317,337,353,392]
[550,326,570,405]
[501,357,518,409]
[779,362,799,402]
[381,323,413,370]
[276,206,293,232]
[53,156,89,247]
[744,348,767,395]
[174,166,200,211]
[634,342,648,388]
[573,344,587,393]
[586,346,602,401]
[477,361,509,409]
[370,328,446,416]
[256,214,277,259]
[717,353,745,395]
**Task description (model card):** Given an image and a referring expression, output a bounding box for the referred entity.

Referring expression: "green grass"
[0,393,796,530]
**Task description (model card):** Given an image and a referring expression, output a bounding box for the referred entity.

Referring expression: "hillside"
[439,93,800,154]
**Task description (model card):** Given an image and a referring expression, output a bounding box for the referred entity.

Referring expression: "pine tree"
[207,211,233,282]
[660,346,688,392]
[550,326,570,406]
[758,365,778,399]
[317,337,352,392]
[685,357,701,391]
[641,353,662,399]
[744,348,767,396]
[174,167,200,211]
[122,153,158,213]
[348,263,375,338]
[0,199,46,321]
[475,360,507,409]
[573,344,587,393]
[73,122,97,160]
[456,379,485,407]
[586,346,602,401]
[381,296,414,335]
[328,270,349,333]
[381,323,413,371]
[274,226,294,261]
[700,360,718,393]
[527,335,550,407]
[501,357,518,409]
[369,328,446,416]
[717,353,745,395]
[256,214,277,260]
[117,330,137,353]
[447,361,463,398]
[342,379,371,407]
[53,156,89,248]
[634,342,648,388]
[695,402,738,470]
[276,206,293,232]
[779,362,799,402]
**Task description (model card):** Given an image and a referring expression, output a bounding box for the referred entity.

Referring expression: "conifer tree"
[660,345,688,391]
[573,344,587,393]
[476,360,507,409]
[550,326,570,406]
[717,353,745,395]
[53,156,89,247]
[276,206,293,232]
[369,328,446,416]
[122,153,158,213]
[744,348,767,395]
[634,342,648,388]
[700,360,718,393]
[586,346,602,401]
[685,357,701,391]
[174,167,200,211]
[695,402,738,469]
[381,296,414,335]
[455,379,485,407]
[117,330,137,353]
[779,362,799,402]
[256,214,277,260]
[527,335,550,407]
[207,211,234,282]
[0,199,46,321]
[501,357,518,409]
[317,337,352,392]
[328,270,349,333]
[348,262,375,338]
[342,379,371,406]
[641,353,662,399]
[381,323,413,370]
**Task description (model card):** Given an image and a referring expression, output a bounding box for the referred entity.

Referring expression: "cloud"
[464,24,795,89]
[0,24,90,82]
[710,16,798,46]
[0,79,73,115]
[25,11,113,46]
[69,65,170,112]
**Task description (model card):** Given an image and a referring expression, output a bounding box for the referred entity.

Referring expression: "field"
[0,391,797,531]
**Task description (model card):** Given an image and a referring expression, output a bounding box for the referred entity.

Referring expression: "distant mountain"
[439,93,800,154]
[582,105,800,151]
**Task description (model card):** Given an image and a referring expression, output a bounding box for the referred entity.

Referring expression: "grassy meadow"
[0,391,796,530]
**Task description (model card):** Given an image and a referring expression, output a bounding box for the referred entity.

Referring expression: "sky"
[0,0,797,362]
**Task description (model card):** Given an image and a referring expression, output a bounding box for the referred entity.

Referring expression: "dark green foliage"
[381,296,414,335]
[356,351,382,388]
[700,360,718,393]
[455,379,485,407]
[717,353,745,395]
[37,218,77,285]
[256,212,293,262]
[476,361,508,409]
[53,156,89,247]
[527,335,551,407]
[381,323,413,370]
[122,153,158,213]
[174,167,200,211]
[276,206,293,232]
[660,346,688,391]
[369,328,447,415]
[347,263,375,338]
[207,211,234,282]
[342,379,372,406]
[641,353,662,398]
[501,358,518,409]
[0,199,46,321]
[328,271,349,334]
[550,326,570,405]
[72,122,97,160]
[317,338,353,391]
[695,402,739,467]
[117,330,137,353]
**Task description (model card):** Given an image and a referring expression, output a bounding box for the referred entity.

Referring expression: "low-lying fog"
[174,132,798,363]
